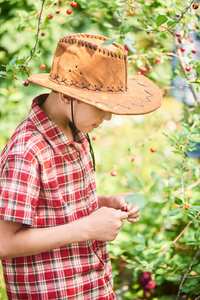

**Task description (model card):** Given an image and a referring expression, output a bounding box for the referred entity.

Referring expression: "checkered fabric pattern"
[0,94,116,300]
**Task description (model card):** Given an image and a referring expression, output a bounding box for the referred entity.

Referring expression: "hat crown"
[49,33,128,93]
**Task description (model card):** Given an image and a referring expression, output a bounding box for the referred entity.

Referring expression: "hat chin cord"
[71,101,96,172]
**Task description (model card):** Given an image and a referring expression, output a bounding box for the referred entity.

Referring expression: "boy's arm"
[0,207,129,260]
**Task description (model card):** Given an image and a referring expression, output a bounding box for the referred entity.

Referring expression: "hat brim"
[28,73,162,115]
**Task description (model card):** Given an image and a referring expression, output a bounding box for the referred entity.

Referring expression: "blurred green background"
[0,0,200,299]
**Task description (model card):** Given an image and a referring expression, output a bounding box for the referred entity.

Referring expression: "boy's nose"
[102,112,112,121]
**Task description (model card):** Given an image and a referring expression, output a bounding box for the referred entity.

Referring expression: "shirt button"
[89,205,92,211]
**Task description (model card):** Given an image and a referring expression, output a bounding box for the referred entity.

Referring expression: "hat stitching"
[61,78,67,84]
[67,79,153,109]
[49,73,125,93]
[60,33,126,60]
[53,74,59,81]
[70,80,78,87]
[107,87,114,92]
[117,87,124,92]
[82,83,90,90]
[94,85,103,91]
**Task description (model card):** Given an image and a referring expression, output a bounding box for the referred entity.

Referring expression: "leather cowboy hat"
[28,33,162,115]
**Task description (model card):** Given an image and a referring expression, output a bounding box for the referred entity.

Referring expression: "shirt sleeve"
[0,155,40,225]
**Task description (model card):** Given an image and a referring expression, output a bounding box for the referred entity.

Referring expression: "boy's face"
[73,100,112,133]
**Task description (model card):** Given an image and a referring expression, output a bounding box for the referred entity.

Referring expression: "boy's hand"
[122,203,140,223]
[86,207,129,242]
[98,193,140,224]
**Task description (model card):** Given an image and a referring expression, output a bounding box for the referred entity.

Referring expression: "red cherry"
[56,8,61,14]
[111,171,117,176]
[150,147,156,153]
[121,205,128,212]
[189,38,194,43]
[180,47,185,52]
[184,203,190,209]
[192,3,199,9]
[23,80,29,87]
[192,49,197,54]
[155,57,162,63]
[175,205,181,209]
[124,45,130,51]
[140,67,147,75]
[185,66,191,71]
[40,64,46,70]
[47,13,54,19]
[136,71,141,75]
[129,10,134,16]
[67,9,72,15]
[175,32,180,37]
[41,32,46,36]
[178,38,182,43]
[92,135,96,141]
[70,2,77,8]
[131,156,135,162]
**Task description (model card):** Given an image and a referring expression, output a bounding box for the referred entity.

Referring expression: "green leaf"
[195,65,200,75]
[134,244,145,252]
[131,233,145,244]
[167,209,181,217]
[175,198,182,205]
[102,38,116,46]
[139,261,150,268]
[191,206,200,212]
[136,59,144,68]
[126,194,148,208]
[156,15,168,27]
[16,70,28,82]
[194,231,200,240]
[182,123,191,133]
[15,58,27,65]
[137,19,153,30]
[167,21,177,27]
[0,71,7,77]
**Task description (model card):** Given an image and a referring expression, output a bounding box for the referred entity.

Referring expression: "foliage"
[94,99,200,299]
[0,0,200,299]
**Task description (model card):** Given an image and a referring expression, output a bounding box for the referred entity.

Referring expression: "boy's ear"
[60,93,76,104]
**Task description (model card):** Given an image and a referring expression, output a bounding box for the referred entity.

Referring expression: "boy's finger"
[128,205,140,214]
[128,212,140,218]
[128,217,140,223]
[119,211,129,219]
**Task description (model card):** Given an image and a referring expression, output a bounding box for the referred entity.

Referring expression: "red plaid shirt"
[0,94,116,300]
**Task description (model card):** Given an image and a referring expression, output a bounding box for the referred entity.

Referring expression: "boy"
[0,33,162,299]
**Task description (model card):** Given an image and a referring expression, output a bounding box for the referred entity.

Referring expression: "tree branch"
[158,212,200,258]
[176,247,200,300]
[22,0,46,68]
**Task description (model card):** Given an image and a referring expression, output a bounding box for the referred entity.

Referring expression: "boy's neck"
[40,92,75,141]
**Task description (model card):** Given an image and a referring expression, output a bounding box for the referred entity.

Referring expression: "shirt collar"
[28,94,87,153]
